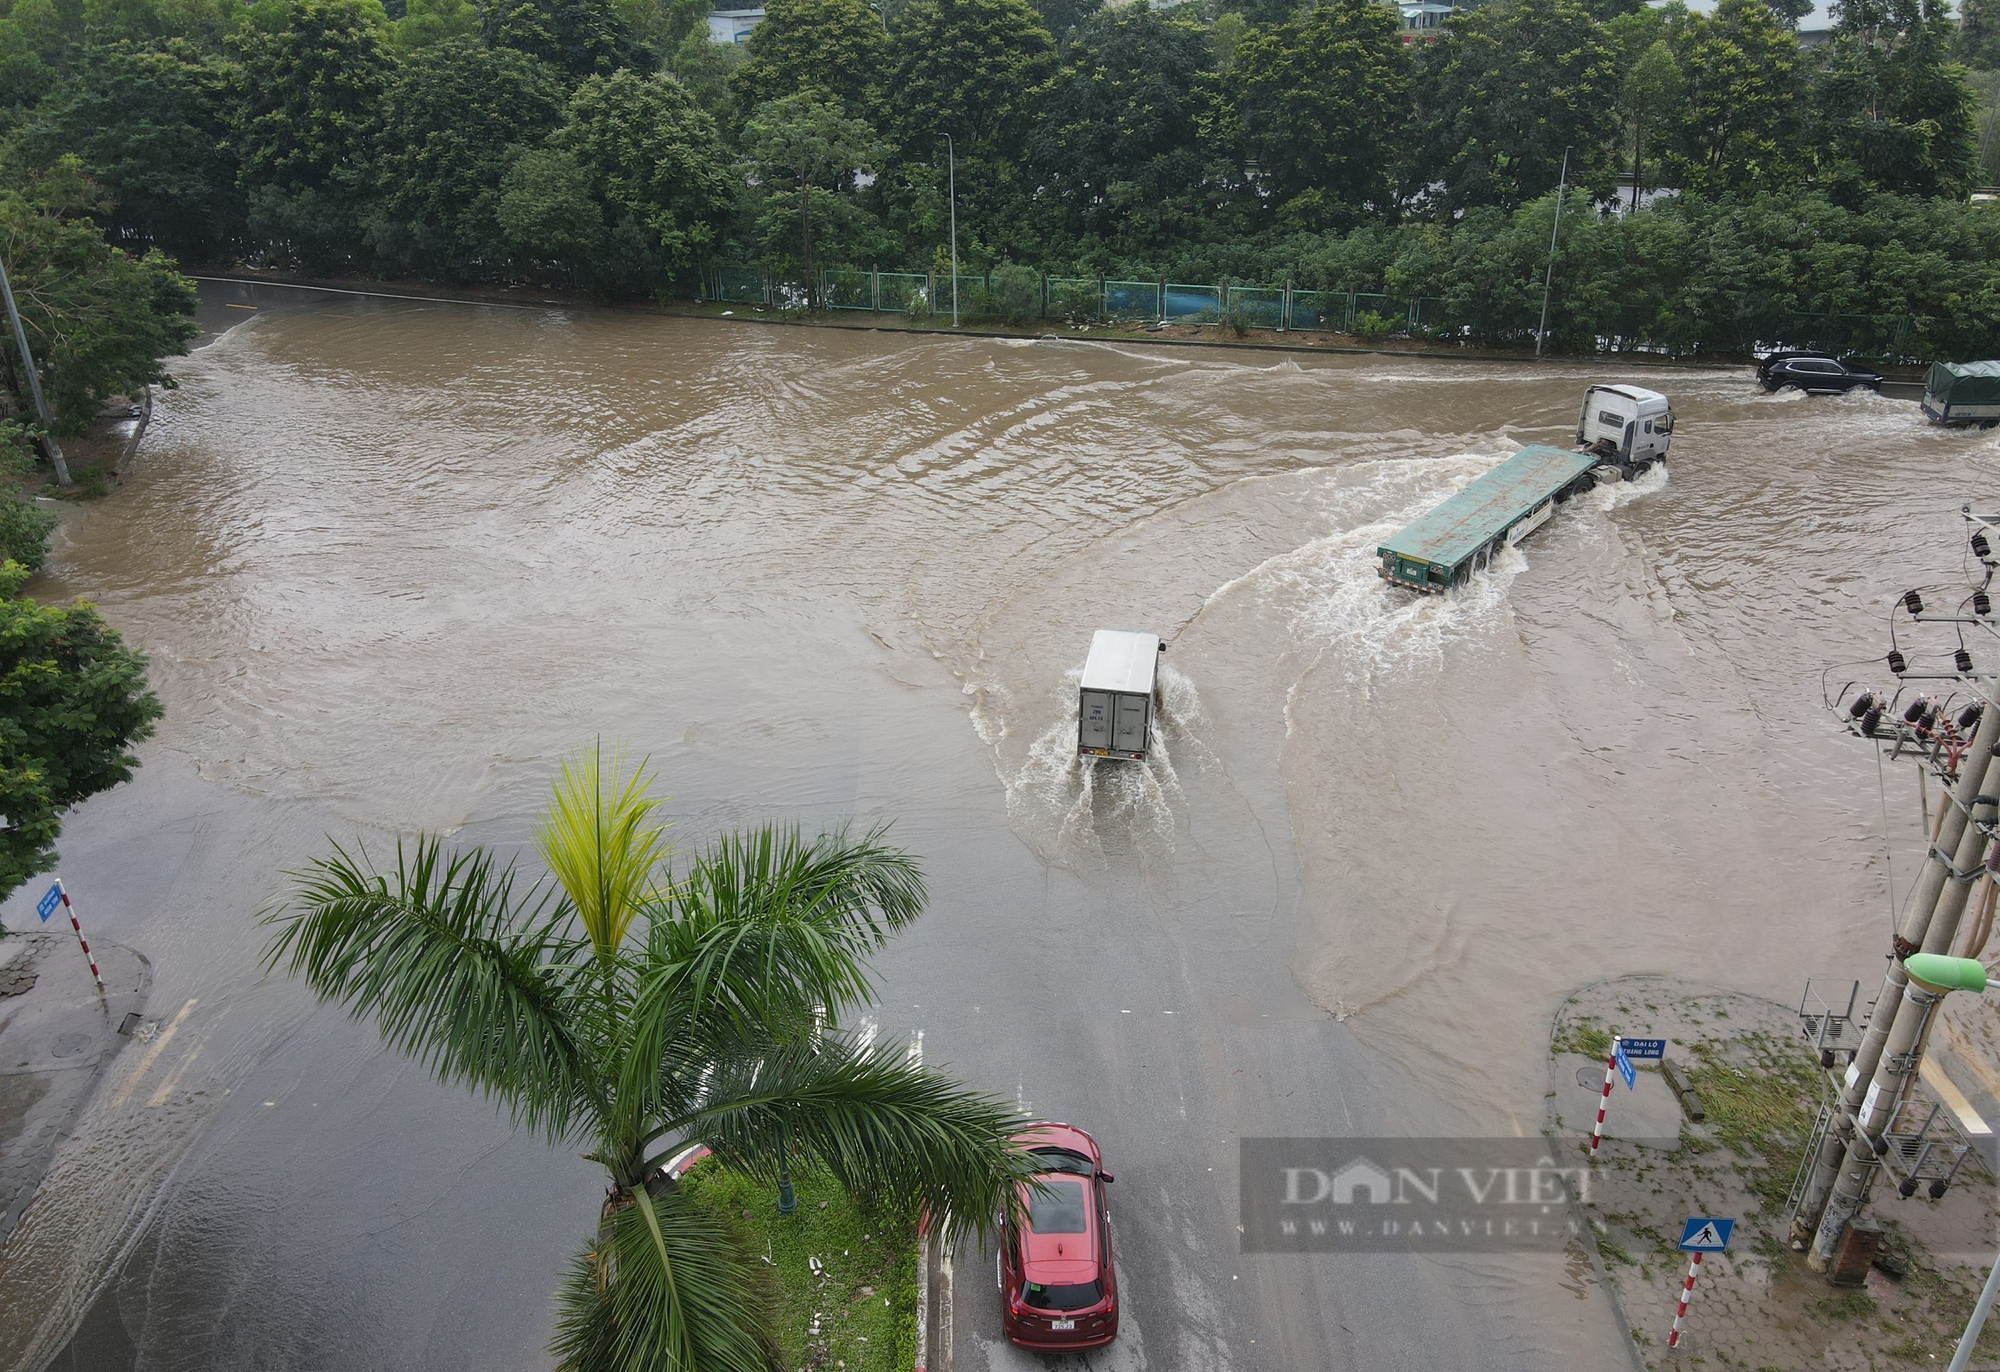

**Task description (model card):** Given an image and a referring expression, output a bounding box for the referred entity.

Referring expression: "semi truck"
[1376,384,1672,595]
[1077,629,1162,761]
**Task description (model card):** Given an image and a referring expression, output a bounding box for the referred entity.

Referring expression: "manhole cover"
[1576,1065,1607,1089]
[51,1032,91,1059]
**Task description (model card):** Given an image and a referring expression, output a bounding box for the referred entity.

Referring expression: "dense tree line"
[0,0,1994,347]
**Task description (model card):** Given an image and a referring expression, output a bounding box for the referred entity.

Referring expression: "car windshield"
[1029,1178,1089,1233]
[1029,1147,1095,1176]
[1023,1280,1103,1312]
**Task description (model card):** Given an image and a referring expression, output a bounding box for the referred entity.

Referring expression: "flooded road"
[3,282,1996,1370]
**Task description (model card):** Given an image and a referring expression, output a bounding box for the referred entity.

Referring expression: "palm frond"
[263,834,598,1142]
[539,740,671,961]
[657,1037,1034,1248]
[655,822,927,1030]
[552,1183,779,1372]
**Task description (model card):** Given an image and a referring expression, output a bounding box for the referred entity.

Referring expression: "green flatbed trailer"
[1377,444,1601,594]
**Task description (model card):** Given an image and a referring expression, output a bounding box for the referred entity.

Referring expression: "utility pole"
[1535,146,1571,360]
[944,133,958,329]
[0,254,71,487]
[1792,522,2000,1271]
[1793,700,2000,1256]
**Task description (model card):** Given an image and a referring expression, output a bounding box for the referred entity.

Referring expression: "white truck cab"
[1576,384,1673,473]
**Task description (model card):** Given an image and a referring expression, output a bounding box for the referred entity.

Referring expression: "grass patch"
[1681,1031,1822,1211]
[1553,1017,1613,1060]
[1811,1288,1879,1321]
[678,1159,918,1372]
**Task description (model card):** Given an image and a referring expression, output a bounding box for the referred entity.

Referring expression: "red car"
[1000,1123,1119,1351]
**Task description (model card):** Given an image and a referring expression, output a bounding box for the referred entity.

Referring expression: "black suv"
[1757,352,1884,394]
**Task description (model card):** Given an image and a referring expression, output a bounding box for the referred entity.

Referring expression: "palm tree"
[264,742,1030,1372]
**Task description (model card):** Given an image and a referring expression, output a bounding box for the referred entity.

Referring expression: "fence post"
[1041,272,1048,320]
[1100,277,1107,323]
[872,264,879,312]
[926,269,934,318]
[1281,279,1290,333]
[1158,280,1165,324]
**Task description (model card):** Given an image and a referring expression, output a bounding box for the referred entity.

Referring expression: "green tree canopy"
[1812,0,1975,197]
[886,0,1054,155]
[1619,39,1681,200]
[0,159,199,438]
[0,557,162,902]
[1026,6,1212,247]
[730,0,887,117]
[544,70,740,288]
[266,745,1034,1372]
[18,39,242,257]
[1416,0,1621,211]
[741,92,885,303]
[388,0,480,48]
[227,0,392,266]
[1658,0,1802,194]
[371,39,568,276]
[1226,0,1410,227]
[483,0,642,79]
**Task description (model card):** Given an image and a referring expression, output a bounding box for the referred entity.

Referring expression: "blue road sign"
[1615,1040,1636,1089]
[35,883,60,922]
[1620,1037,1667,1061]
[1678,1218,1734,1252]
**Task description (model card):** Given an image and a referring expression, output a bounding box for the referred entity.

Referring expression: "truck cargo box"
[1078,630,1160,761]
[1922,361,2000,424]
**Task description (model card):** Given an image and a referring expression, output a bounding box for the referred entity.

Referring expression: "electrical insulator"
[1958,648,1975,674]
[1978,590,1993,616]
[1905,590,1925,615]
[1960,703,1984,731]
[1861,707,1884,735]
[1929,1178,1950,1200]
[1899,1176,1919,1198]
[1889,650,1908,674]
[1906,698,1930,723]
[1850,693,1876,718]
[1975,531,1992,559]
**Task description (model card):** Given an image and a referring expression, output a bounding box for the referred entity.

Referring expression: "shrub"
[991,263,1041,324]
[1354,309,1394,343]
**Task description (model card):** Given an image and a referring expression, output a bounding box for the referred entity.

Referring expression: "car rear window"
[1023,1280,1104,1311]
[1030,1179,1088,1233]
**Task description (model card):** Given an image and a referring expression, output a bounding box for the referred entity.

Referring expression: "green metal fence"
[1164,283,1221,323]
[701,261,1969,362]
[823,269,874,310]
[1230,287,1285,330]
[1104,280,1161,322]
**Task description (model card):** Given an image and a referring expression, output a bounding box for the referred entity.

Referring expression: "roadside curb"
[186,271,1756,375]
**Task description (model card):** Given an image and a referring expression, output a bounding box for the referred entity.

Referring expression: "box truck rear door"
[1079,691,1112,750]
[1112,694,1149,754]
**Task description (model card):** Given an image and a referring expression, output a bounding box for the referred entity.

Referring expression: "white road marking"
[907,1029,924,1066]
[109,997,197,1107]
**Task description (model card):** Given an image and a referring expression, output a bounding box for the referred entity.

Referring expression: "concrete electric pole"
[1791,548,2000,1271]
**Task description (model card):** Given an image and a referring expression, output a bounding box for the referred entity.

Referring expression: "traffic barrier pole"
[1667,1251,1702,1348]
[56,880,103,991]
[1591,1035,1620,1154]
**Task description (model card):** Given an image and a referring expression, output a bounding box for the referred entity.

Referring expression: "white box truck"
[1078,630,1162,761]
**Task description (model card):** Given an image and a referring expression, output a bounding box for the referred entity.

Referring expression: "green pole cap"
[1904,953,1988,994]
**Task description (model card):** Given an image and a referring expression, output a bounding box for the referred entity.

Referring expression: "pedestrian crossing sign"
[1678,1217,1734,1252]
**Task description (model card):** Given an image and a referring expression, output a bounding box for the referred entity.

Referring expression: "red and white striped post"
[1666,1251,1702,1348]
[54,880,102,991]
[1590,1035,1620,1154]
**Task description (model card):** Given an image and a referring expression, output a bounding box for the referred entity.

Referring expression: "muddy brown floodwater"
[2,281,1997,1371]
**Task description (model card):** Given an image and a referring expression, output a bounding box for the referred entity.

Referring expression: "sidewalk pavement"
[0,931,150,1246]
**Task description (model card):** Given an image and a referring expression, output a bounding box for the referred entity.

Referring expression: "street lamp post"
[1535,145,1572,360]
[944,133,958,328]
